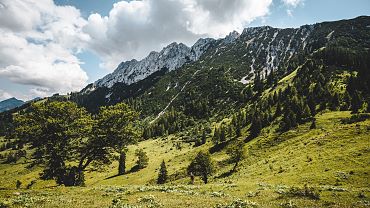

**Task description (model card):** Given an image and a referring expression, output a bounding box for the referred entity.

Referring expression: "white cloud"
[0,0,89,97]
[0,89,12,100]
[286,9,293,17]
[0,0,274,98]
[281,0,303,8]
[84,0,273,70]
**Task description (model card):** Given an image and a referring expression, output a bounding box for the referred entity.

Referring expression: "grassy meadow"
[0,111,369,207]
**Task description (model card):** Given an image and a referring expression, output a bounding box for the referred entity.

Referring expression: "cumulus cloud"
[84,0,272,70]
[0,0,274,98]
[0,0,89,97]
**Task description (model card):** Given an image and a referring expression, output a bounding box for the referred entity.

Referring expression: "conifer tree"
[249,116,262,139]
[310,119,317,129]
[201,130,207,144]
[157,160,168,184]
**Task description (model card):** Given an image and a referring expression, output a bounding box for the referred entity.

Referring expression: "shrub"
[110,198,140,208]
[135,149,149,169]
[214,199,258,208]
[283,185,320,200]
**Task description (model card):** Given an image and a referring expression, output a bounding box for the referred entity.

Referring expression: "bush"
[283,185,320,200]
[135,149,149,169]
[110,198,140,208]
[215,199,258,208]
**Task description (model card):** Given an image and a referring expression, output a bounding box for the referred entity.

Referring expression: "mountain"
[0,97,24,112]
[73,16,370,115]
[91,38,215,90]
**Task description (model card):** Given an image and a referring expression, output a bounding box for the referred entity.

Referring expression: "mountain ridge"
[0,97,24,113]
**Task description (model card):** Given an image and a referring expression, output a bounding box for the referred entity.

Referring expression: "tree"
[201,130,207,144]
[16,180,22,189]
[15,101,94,186]
[96,103,140,175]
[249,116,262,139]
[310,119,316,129]
[118,148,127,176]
[226,141,245,172]
[157,160,168,184]
[135,149,149,169]
[15,101,140,186]
[302,104,312,120]
[187,151,213,184]
[351,90,362,113]
[235,124,241,137]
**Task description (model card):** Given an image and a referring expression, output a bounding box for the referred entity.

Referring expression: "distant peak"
[224,30,240,44]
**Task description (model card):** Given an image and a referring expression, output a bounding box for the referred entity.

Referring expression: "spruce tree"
[157,160,168,184]
[310,119,317,129]
[250,117,262,139]
[351,90,362,113]
[201,130,207,144]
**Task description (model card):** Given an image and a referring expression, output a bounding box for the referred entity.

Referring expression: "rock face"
[94,39,215,88]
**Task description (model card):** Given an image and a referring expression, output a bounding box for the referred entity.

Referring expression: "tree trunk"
[232,161,239,172]
[203,174,208,184]
[118,151,126,175]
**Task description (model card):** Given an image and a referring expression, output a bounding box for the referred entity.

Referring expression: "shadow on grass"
[209,141,231,154]
[214,169,234,179]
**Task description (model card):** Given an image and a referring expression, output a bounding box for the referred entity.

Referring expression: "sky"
[0,0,369,101]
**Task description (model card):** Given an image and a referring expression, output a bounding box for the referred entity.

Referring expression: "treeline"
[143,107,195,139]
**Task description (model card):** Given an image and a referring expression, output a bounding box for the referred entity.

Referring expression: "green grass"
[1,111,370,207]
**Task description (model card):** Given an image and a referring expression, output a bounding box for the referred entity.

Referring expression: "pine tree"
[351,90,362,113]
[220,125,226,142]
[235,125,241,137]
[201,130,207,144]
[157,160,168,184]
[331,93,340,110]
[310,119,317,129]
[249,116,262,139]
[212,127,220,145]
[302,104,312,120]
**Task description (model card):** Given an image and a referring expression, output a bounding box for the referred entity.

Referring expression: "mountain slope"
[0,98,24,113]
[73,16,370,116]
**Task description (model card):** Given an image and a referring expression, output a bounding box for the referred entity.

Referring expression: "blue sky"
[0,0,369,101]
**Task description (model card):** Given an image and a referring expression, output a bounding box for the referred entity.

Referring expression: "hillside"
[0,111,369,207]
[0,16,370,208]
[0,98,24,113]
